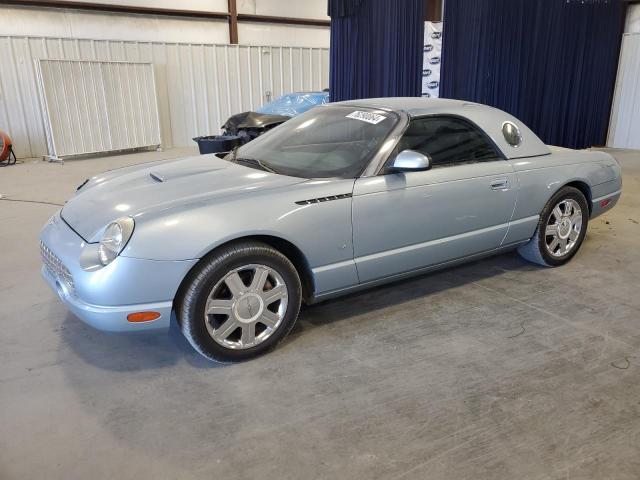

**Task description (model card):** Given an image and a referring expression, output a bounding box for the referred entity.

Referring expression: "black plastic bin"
[193,135,241,154]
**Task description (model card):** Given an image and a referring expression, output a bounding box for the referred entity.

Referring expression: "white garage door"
[608,33,640,149]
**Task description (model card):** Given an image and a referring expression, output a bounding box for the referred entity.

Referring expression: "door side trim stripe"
[355,221,512,264]
[312,216,539,290]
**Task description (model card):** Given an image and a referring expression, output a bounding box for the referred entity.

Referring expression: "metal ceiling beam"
[237,13,329,27]
[0,0,229,19]
[0,0,330,27]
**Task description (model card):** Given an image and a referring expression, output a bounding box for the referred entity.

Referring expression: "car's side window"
[395,116,501,168]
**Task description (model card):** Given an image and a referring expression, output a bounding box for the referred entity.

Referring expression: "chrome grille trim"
[40,241,75,294]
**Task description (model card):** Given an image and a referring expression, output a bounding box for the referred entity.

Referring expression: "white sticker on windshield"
[345,111,387,124]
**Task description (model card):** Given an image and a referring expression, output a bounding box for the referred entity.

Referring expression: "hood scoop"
[147,162,225,183]
[149,172,165,183]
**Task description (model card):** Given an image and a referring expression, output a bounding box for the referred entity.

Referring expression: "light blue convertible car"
[40,98,622,362]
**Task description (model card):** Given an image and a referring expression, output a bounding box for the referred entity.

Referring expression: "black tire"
[517,186,589,267]
[179,241,302,363]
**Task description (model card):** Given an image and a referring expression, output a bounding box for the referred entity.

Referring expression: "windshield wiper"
[226,146,239,163]
[225,147,279,174]
[235,157,279,174]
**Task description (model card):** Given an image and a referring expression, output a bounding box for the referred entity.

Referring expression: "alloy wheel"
[544,199,583,257]
[204,264,288,350]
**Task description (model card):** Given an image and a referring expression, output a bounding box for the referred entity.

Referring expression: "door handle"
[490,178,510,190]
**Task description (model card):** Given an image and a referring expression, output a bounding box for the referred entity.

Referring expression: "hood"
[61,154,304,241]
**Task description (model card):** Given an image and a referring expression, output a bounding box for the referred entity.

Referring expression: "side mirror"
[387,149,432,173]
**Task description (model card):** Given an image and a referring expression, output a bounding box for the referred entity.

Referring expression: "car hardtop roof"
[331,97,496,117]
[329,97,551,160]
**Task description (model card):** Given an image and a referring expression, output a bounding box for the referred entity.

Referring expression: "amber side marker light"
[127,311,161,323]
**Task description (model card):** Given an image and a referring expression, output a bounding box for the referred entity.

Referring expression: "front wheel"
[518,186,589,267]
[179,241,302,362]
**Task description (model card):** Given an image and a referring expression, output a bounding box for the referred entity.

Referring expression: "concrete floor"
[1,147,639,480]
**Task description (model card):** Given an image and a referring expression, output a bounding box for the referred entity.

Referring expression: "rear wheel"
[518,186,589,267]
[179,241,302,362]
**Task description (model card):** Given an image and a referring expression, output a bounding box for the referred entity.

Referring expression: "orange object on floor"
[0,130,16,166]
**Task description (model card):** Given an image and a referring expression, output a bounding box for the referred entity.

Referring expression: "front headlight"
[97,217,134,266]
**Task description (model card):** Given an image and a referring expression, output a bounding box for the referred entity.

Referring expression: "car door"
[352,115,517,283]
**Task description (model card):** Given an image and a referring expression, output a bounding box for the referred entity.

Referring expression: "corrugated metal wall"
[0,35,329,159]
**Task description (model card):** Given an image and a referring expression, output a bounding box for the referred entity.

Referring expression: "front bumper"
[40,212,198,332]
[41,266,173,331]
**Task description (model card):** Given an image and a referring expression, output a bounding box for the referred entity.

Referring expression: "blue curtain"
[440,0,626,149]
[328,0,425,102]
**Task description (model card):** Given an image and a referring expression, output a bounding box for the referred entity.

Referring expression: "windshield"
[230,106,399,179]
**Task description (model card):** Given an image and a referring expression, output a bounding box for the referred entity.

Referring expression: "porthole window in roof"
[502,121,522,147]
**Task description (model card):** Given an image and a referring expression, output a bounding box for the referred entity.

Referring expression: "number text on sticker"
[345,111,387,125]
